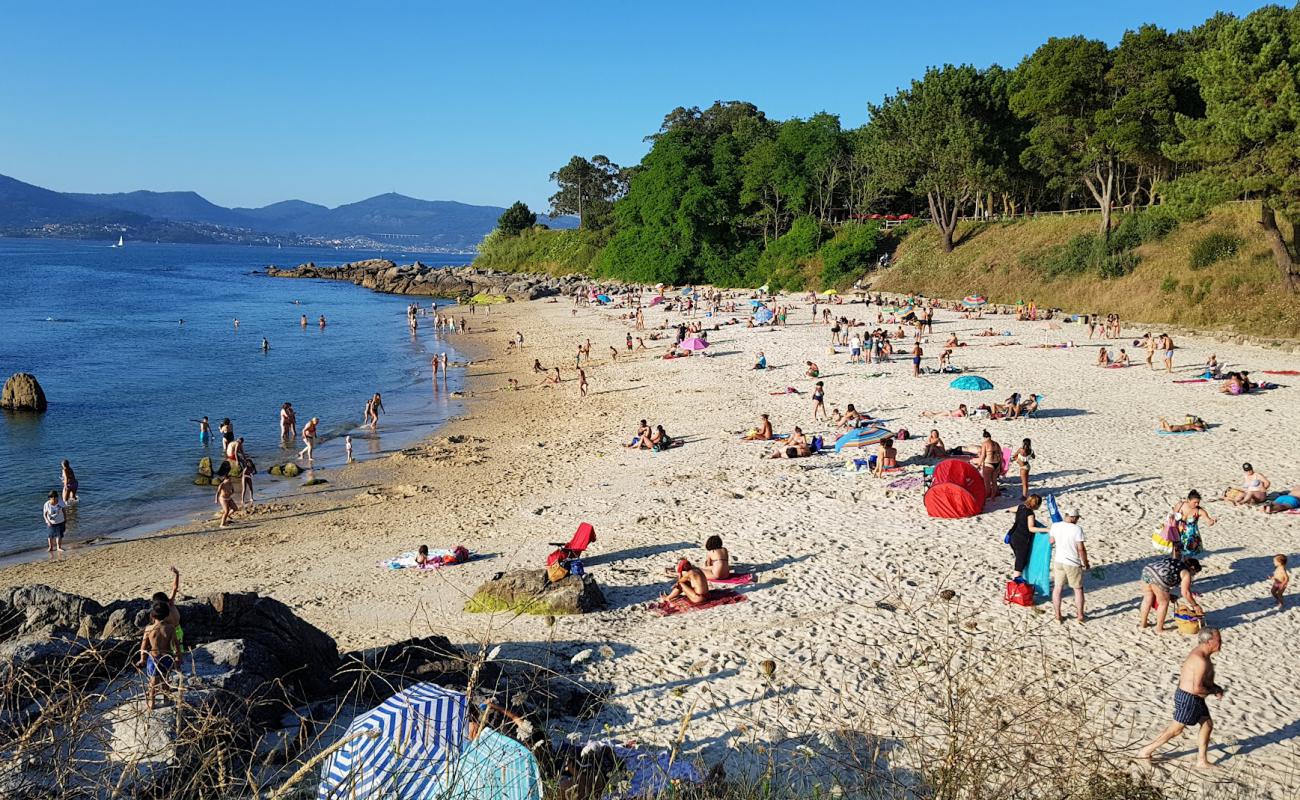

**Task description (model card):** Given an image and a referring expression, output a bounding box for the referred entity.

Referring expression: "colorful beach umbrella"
[949,375,994,391]
[649,296,664,306]
[753,307,774,324]
[680,337,710,351]
[319,683,466,800]
[596,294,611,303]
[962,295,986,307]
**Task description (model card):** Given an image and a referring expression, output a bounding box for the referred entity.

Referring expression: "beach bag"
[547,562,570,583]
[1005,578,1033,607]
[811,435,824,451]
[1173,605,1203,635]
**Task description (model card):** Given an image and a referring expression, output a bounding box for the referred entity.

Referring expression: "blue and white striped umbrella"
[319,683,467,800]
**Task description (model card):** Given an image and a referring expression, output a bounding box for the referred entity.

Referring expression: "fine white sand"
[4,293,1296,794]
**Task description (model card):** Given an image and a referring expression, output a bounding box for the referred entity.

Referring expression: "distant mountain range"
[0,174,574,252]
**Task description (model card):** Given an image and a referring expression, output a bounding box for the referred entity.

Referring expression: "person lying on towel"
[660,559,709,605]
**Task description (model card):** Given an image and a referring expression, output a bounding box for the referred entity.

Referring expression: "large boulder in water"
[466,570,606,615]
[1,373,47,413]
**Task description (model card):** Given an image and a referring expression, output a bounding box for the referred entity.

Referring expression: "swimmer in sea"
[318,315,326,329]
[193,416,211,446]
[261,338,270,352]
[300,314,308,328]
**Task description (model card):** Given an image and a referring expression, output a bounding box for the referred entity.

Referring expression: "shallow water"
[0,238,472,557]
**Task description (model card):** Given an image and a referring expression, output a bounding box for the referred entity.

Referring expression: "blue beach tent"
[442,727,543,800]
[596,294,612,304]
[949,375,994,391]
[319,683,466,799]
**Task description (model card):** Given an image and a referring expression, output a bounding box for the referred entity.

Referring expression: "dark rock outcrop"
[0,373,47,413]
[467,570,606,615]
[265,261,587,301]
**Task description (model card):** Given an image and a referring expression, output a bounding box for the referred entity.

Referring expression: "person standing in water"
[43,490,68,554]
[193,417,211,446]
[318,315,327,329]
[364,393,385,430]
[300,314,308,328]
[298,417,318,466]
[279,403,297,442]
[261,338,270,353]
[60,460,78,505]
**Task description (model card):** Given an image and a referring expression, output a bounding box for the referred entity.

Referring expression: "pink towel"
[709,573,756,586]
[652,590,747,616]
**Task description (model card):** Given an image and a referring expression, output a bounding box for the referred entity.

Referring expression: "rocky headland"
[264,260,588,301]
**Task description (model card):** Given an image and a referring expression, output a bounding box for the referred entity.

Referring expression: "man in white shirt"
[43,490,67,554]
[1049,507,1091,623]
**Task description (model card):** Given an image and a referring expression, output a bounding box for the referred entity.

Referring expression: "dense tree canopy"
[496,201,536,236]
[489,6,1300,290]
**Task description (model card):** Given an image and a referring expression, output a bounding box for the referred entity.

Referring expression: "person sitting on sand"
[1138,555,1204,633]
[1261,483,1300,514]
[703,535,731,580]
[1115,349,1131,367]
[805,361,820,378]
[660,559,709,604]
[742,413,775,441]
[921,403,968,419]
[944,333,963,348]
[415,544,433,568]
[1160,415,1208,433]
[1204,354,1221,378]
[1097,347,1111,367]
[532,359,545,374]
[1226,462,1270,506]
[839,404,865,430]
[922,429,947,458]
[1221,372,1247,395]
[753,352,767,370]
[976,327,997,337]
[626,419,651,449]
[872,437,898,476]
[769,427,812,459]
[1019,394,1040,416]
[649,425,674,451]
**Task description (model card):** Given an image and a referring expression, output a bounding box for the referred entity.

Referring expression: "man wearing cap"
[660,558,708,605]
[42,490,68,554]
[1049,507,1090,623]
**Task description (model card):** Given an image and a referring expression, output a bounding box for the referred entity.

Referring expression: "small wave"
[41,317,76,323]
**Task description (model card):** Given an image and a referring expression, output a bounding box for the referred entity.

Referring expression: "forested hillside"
[480,3,1300,323]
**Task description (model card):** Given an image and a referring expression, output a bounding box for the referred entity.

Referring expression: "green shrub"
[1099,250,1139,279]
[476,226,605,275]
[755,216,822,291]
[1111,207,1178,250]
[818,222,881,287]
[1189,231,1244,269]
[1041,233,1104,276]
[1160,276,1179,293]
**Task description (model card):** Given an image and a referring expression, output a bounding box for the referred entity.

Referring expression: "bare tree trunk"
[1083,158,1115,237]
[1258,202,1300,291]
[927,190,966,253]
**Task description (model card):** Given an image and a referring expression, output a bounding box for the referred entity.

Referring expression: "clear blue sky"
[0,0,1269,211]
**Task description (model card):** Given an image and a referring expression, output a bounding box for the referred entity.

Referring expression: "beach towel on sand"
[652,590,747,616]
[709,573,756,586]
[380,549,471,570]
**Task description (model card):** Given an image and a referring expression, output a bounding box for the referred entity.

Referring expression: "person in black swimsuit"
[1009,494,1048,579]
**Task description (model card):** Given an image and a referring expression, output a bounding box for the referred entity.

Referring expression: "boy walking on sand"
[1271,554,1290,609]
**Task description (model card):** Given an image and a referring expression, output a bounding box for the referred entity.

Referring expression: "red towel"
[652,590,747,616]
[1264,370,1300,375]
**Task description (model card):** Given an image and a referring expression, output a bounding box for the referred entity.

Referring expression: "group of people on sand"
[625,419,675,452]
[659,536,736,604]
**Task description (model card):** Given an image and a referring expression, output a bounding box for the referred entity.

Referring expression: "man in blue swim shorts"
[1138,628,1224,769]
[138,600,178,711]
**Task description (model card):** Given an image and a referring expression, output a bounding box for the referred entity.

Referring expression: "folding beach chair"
[547,522,596,566]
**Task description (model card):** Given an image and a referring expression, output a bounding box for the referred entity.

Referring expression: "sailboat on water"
[110,235,124,248]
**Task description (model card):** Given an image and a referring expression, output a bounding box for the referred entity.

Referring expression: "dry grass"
[876,204,1300,341]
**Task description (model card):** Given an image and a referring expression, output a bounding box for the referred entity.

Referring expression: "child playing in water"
[1272,554,1290,609]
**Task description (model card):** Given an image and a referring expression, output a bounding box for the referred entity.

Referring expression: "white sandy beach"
[3,292,1297,796]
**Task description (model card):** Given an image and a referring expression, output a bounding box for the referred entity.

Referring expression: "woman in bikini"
[770,427,811,459]
[872,437,898,477]
[214,465,238,528]
[1012,438,1035,500]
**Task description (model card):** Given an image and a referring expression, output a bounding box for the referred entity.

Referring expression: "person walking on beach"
[1049,508,1090,622]
[214,464,238,527]
[299,417,318,466]
[812,381,827,421]
[1161,333,1175,374]
[345,434,354,464]
[1138,628,1225,769]
[364,393,385,430]
[60,459,79,505]
[578,368,588,398]
[1012,438,1034,500]
[43,490,68,554]
[912,343,923,377]
[280,403,297,442]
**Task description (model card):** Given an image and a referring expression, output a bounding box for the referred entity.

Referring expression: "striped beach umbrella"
[319,683,467,800]
[962,295,986,307]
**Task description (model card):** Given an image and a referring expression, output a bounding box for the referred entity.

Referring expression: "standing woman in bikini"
[1013,438,1035,500]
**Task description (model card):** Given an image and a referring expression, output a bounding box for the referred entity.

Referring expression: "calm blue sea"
[0,238,472,558]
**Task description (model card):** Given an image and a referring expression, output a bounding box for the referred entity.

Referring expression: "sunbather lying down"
[660,559,709,604]
[769,427,813,458]
[1160,415,1208,432]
